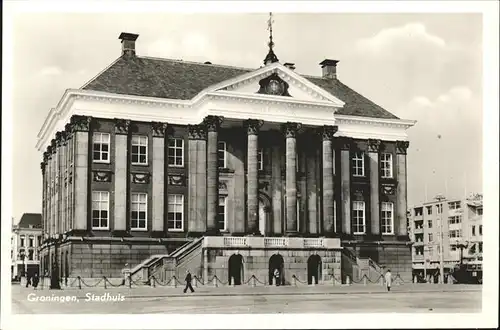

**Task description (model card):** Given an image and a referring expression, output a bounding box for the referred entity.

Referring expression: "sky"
[9,9,484,221]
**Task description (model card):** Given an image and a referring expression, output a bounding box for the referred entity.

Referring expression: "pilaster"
[187,125,207,233]
[114,119,130,232]
[338,137,352,235]
[271,141,282,235]
[368,139,381,236]
[70,115,92,232]
[151,122,168,233]
[396,140,410,237]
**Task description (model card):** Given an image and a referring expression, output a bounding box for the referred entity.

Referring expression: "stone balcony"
[203,236,342,250]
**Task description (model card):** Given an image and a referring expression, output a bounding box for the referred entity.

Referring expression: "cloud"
[356,22,447,56]
[38,66,63,77]
[397,86,482,203]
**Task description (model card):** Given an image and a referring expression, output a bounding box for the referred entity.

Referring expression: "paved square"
[11,284,481,314]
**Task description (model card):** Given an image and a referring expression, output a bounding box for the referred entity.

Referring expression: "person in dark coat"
[32,273,40,290]
[25,273,32,288]
[183,270,195,293]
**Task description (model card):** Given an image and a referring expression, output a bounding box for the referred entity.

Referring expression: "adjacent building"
[11,213,43,279]
[36,31,415,284]
[409,194,483,282]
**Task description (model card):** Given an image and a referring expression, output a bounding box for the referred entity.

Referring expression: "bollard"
[104,277,107,289]
[78,277,82,289]
[311,276,316,286]
[193,277,198,288]
[430,276,434,284]
[151,276,156,288]
[292,276,297,286]
[231,277,235,287]
[252,276,256,287]
[213,276,218,288]
[414,276,418,284]
[346,276,351,286]
[448,275,453,285]
[363,276,367,286]
[171,276,177,288]
[128,275,132,288]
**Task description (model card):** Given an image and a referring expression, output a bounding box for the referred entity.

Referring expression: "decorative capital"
[69,115,92,132]
[335,137,353,150]
[151,121,169,137]
[50,139,57,152]
[43,151,49,163]
[203,116,224,132]
[40,162,46,174]
[367,139,382,153]
[114,118,131,135]
[188,124,207,140]
[320,125,338,141]
[396,140,410,154]
[244,119,264,135]
[281,122,302,138]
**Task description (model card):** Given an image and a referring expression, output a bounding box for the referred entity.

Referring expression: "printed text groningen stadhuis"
[27,293,126,302]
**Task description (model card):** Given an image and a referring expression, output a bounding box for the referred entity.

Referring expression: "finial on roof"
[264,12,279,65]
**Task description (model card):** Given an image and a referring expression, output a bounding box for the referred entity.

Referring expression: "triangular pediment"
[206,62,345,106]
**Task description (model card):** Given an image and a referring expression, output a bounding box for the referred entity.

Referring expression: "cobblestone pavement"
[11,284,481,314]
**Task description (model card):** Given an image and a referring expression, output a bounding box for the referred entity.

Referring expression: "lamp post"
[434,194,446,284]
[457,241,469,266]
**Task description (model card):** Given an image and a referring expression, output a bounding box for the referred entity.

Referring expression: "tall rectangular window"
[449,229,462,238]
[436,204,443,214]
[352,152,365,177]
[448,201,461,210]
[380,153,393,178]
[168,138,184,167]
[428,233,433,242]
[20,235,25,247]
[28,250,34,261]
[131,193,147,230]
[381,202,394,234]
[218,141,226,168]
[352,201,365,234]
[427,220,433,228]
[471,225,476,236]
[218,196,227,231]
[426,206,433,215]
[448,215,462,224]
[37,236,42,247]
[92,191,109,229]
[479,225,483,235]
[92,133,110,163]
[257,148,264,170]
[131,135,148,165]
[167,194,184,231]
[28,236,34,248]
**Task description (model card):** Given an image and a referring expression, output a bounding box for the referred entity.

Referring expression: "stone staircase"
[341,247,383,283]
[130,238,204,283]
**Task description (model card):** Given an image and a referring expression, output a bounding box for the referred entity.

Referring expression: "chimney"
[319,59,339,79]
[118,32,139,57]
[284,62,296,70]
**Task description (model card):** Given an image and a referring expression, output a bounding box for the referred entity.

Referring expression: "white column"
[71,116,91,231]
[152,122,168,232]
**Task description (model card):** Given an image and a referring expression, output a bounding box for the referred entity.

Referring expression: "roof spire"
[264,12,279,65]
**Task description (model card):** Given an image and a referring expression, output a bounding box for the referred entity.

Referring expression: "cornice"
[335,114,416,130]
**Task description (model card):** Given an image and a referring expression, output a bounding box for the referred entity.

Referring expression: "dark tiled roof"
[18,213,42,229]
[82,56,398,119]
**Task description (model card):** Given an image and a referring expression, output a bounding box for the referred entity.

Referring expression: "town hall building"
[37,28,415,285]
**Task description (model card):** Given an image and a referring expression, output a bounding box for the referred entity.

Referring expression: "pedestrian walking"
[25,273,32,288]
[274,268,280,287]
[385,269,393,292]
[183,270,195,293]
[32,273,39,290]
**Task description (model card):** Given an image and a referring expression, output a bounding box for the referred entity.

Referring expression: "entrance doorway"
[228,254,244,285]
[269,254,285,285]
[307,255,322,284]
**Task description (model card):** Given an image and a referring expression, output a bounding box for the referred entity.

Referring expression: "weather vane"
[267,12,274,50]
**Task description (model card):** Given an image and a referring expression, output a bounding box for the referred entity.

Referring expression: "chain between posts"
[38,273,419,289]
